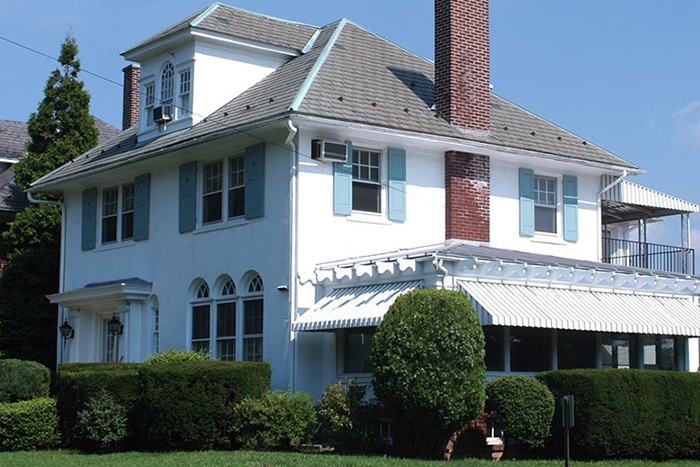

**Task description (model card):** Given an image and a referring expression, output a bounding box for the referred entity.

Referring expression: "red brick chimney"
[436,0,491,243]
[122,64,140,130]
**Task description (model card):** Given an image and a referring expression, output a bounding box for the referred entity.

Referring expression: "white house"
[31,0,700,397]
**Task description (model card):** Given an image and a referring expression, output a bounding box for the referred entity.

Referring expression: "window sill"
[93,240,136,252]
[194,217,249,235]
[530,234,567,246]
[347,212,392,226]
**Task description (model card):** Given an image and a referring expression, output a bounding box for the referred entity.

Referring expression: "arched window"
[161,63,174,105]
[243,274,264,362]
[150,295,160,355]
[216,278,237,361]
[191,280,211,353]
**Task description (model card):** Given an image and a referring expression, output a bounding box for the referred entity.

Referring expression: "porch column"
[681,213,690,249]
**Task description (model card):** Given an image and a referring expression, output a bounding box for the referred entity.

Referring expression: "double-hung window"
[101,184,135,244]
[191,282,211,353]
[243,275,264,362]
[352,148,381,213]
[216,280,237,361]
[144,82,155,126]
[179,69,191,118]
[534,176,557,233]
[202,155,245,224]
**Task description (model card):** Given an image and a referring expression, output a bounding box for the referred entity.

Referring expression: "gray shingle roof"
[0,120,29,162]
[33,13,638,190]
[123,3,319,56]
[0,167,29,213]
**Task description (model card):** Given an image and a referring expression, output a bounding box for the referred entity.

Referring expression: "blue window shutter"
[133,173,150,241]
[519,168,535,237]
[179,162,197,233]
[333,140,352,215]
[245,143,265,219]
[563,175,579,242]
[81,187,97,250]
[388,147,406,221]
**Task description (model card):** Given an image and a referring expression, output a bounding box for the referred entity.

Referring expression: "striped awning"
[602,178,699,213]
[293,280,423,331]
[459,280,700,336]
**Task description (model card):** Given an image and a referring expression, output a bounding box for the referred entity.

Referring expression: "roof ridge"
[289,19,347,111]
[189,2,222,28]
[206,2,318,29]
[491,93,639,170]
[343,19,434,66]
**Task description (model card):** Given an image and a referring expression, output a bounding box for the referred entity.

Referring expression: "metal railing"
[601,236,695,275]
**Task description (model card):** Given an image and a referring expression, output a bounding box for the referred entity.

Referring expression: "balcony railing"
[602,236,695,275]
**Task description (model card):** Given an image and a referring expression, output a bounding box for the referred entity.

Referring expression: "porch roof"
[293,280,423,331]
[602,179,699,224]
[459,280,700,337]
[47,277,152,310]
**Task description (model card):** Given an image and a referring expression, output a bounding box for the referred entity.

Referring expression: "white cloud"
[671,99,700,147]
[672,100,700,117]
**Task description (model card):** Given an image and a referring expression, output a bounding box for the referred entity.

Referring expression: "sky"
[2,0,700,256]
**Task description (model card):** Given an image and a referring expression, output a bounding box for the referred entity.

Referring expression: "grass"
[0,450,698,467]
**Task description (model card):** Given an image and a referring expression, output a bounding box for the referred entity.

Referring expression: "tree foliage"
[370,288,486,458]
[0,33,98,369]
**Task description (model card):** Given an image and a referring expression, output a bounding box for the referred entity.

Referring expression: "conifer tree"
[0,34,98,368]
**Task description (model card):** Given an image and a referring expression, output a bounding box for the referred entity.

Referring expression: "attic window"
[161,63,174,105]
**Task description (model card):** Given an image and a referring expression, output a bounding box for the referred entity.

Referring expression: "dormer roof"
[122,3,319,60]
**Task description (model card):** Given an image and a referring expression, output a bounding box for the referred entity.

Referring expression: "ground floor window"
[557,330,597,369]
[510,327,551,372]
[341,327,375,374]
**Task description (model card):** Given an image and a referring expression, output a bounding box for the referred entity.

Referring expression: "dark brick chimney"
[122,64,140,130]
[436,0,491,243]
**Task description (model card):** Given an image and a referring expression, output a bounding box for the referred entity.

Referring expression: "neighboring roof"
[0,167,29,213]
[123,3,319,56]
[461,280,700,336]
[0,120,29,162]
[34,11,639,190]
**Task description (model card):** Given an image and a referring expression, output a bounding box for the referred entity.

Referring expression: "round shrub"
[232,391,317,451]
[76,389,127,453]
[144,347,210,364]
[486,375,554,449]
[0,359,50,403]
[370,288,486,458]
[0,397,59,451]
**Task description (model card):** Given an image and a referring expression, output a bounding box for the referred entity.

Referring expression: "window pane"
[510,327,551,372]
[535,206,556,233]
[161,63,174,102]
[602,333,637,369]
[102,216,117,243]
[217,302,236,338]
[228,186,245,218]
[204,162,223,194]
[217,338,235,361]
[557,330,596,369]
[244,337,263,362]
[352,182,381,213]
[483,326,504,371]
[122,212,134,240]
[192,305,210,340]
[642,335,675,370]
[192,340,210,353]
[244,299,263,335]
[203,193,222,223]
[344,328,374,373]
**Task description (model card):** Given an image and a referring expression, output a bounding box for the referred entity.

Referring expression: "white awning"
[603,179,699,213]
[459,280,700,336]
[293,280,423,331]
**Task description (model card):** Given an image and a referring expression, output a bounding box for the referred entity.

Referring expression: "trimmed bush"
[232,391,317,451]
[318,381,381,453]
[0,359,50,403]
[144,347,210,364]
[485,375,554,449]
[0,398,59,451]
[137,360,270,451]
[76,389,127,453]
[370,288,486,458]
[56,363,140,447]
[537,369,700,460]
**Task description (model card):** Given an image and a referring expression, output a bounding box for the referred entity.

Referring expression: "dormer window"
[161,63,174,107]
[144,82,155,126]
[179,69,191,117]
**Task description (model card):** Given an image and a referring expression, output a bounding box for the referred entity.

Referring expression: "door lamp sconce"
[107,314,123,336]
[59,320,75,340]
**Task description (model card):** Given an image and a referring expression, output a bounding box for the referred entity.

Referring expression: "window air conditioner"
[311,140,348,163]
[153,105,173,124]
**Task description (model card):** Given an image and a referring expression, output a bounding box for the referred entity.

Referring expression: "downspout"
[597,170,629,264]
[285,119,299,393]
[27,191,66,369]
[432,254,449,289]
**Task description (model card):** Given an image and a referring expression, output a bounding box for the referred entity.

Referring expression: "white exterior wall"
[489,158,601,261]
[60,133,294,390]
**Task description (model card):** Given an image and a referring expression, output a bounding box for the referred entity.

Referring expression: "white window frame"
[242,275,264,362]
[161,62,175,107]
[100,183,135,245]
[178,69,191,119]
[533,175,558,234]
[215,279,237,361]
[191,282,212,353]
[201,155,245,225]
[144,82,156,126]
[352,147,384,214]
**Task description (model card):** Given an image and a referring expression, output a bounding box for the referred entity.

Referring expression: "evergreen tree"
[0,34,98,369]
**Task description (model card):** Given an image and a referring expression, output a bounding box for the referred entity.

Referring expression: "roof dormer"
[120,3,319,142]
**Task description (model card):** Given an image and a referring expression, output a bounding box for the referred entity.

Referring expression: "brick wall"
[122,64,141,130]
[435,0,490,131]
[445,151,490,242]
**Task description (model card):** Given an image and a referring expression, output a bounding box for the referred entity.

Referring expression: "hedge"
[537,369,700,460]
[56,363,141,447]
[0,398,59,451]
[137,360,271,450]
[0,359,50,403]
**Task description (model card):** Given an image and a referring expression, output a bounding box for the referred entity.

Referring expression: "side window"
[191,281,211,353]
[179,69,191,118]
[352,148,382,213]
[144,82,155,126]
[99,180,145,244]
[121,183,135,240]
[228,155,245,218]
[534,176,557,234]
[101,187,118,243]
[202,161,223,223]
[243,275,264,362]
[202,155,246,224]
[216,279,237,361]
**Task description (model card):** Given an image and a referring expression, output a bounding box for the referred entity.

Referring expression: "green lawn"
[0,450,697,467]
